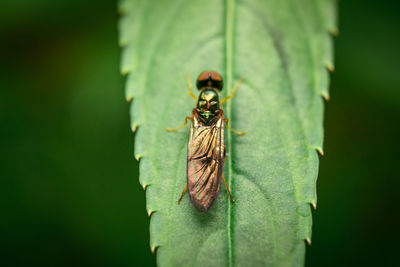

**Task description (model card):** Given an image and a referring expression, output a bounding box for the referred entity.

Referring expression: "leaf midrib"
[224,0,235,266]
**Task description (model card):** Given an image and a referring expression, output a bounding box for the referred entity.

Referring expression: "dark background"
[1,0,399,266]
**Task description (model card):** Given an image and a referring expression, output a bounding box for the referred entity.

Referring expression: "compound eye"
[210,72,223,91]
[198,72,209,82]
[198,100,207,108]
[210,72,222,82]
[210,101,218,106]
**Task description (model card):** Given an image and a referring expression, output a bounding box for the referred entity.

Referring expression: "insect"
[166,71,244,212]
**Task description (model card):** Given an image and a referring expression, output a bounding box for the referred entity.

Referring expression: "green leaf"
[119,0,336,266]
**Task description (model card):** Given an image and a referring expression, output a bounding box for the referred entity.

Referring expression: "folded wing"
[187,118,224,212]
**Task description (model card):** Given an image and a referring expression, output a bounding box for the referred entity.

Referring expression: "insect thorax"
[196,88,221,124]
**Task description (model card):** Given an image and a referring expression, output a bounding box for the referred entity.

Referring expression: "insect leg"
[220,79,242,104]
[222,173,235,203]
[223,118,245,135]
[185,73,197,100]
[166,117,193,132]
[177,183,187,204]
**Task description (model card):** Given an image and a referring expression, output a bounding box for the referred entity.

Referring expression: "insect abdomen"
[187,118,224,212]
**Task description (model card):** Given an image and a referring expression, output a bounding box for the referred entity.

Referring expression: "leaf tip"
[151,245,159,254]
[316,147,324,156]
[310,202,317,210]
[117,7,125,16]
[121,68,130,76]
[148,209,156,217]
[321,92,330,102]
[142,183,150,190]
[326,63,335,73]
[119,41,127,48]
[330,27,339,37]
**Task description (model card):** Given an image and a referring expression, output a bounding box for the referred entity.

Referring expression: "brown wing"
[187,116,224,212]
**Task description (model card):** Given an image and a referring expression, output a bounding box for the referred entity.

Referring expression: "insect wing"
[187,117,224,212]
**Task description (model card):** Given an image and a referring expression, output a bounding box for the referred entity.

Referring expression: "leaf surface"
[119,0,336,266]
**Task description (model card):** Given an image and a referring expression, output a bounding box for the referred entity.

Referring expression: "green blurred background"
[1,0,399,266]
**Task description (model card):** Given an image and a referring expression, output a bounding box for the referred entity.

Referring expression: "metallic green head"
[197,89,220,121]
